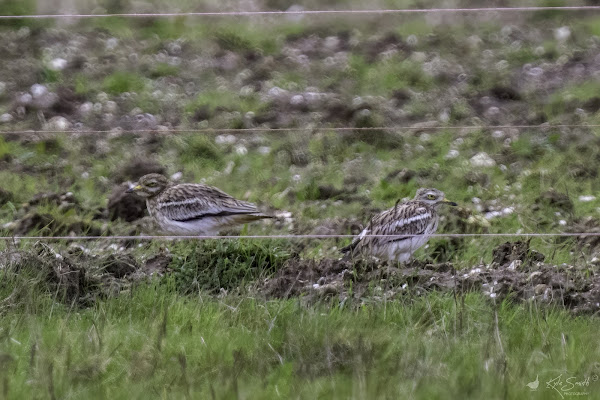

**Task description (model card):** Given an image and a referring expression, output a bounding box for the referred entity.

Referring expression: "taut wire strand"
[1,124,599,136]
[1,6,600,19]
[0,233,599,241]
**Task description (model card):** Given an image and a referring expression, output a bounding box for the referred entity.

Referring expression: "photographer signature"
[544,374,598,398]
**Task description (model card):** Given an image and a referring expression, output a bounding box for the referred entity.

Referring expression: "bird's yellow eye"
[147,181,157,187]
[427,194,436,200]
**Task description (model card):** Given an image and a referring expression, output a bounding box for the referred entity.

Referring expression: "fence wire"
[1,124,599,136]
[2,6,600,19]
[0,233,598,241]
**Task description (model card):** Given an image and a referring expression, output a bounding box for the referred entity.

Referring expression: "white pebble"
[445,149,460,159]
[484,211,503,220]
[304,92,321,105]
[0,113,13,123]
[43,116,71,131]
[324,36,340,51]
[290,94,305,106]
[267,86,288,98]
[105,37,119,50]
[355,109,371,119]
[484,106,500,118]
[79,102,93,115]
[526,67,544,77]
[97,92,108,103]
[470,152,496,167]
[492,130,504,139]
[554,26,571,42]
[30,84,48,98]
[48,58,67,71]
[234,145,248,155]
[240,86,254,97]
[579,195,596,202]
[215,134,236,145]
[257,146,271,155]
[508,260,522,271]
[18,93,32,105]
[438,109,450,123]
[104,100,117,113]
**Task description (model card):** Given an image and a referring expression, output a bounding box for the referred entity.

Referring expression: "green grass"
[1,280,599,399]
[350,55,434,94]
[0,0,49,29]
[545,80,600,117]
[40,67,62,84]
[169,239,293,293]
[584,16,600,37]
[103,71,146,95]
[148,63,180,78]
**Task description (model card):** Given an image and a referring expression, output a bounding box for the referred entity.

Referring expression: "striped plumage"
[341,188,457,262]
[127,173,271,235]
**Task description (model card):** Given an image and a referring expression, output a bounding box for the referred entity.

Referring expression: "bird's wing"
[341,224,371,253]
[156,184,264,222]
[342,202,433,253]
[373,203,433,244]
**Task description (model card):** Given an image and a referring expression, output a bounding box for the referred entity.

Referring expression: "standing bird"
[127,173,272,235]
[341,188,457,262]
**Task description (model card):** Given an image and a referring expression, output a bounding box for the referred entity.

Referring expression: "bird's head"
[126,173,170,198]
[414,188,457,207]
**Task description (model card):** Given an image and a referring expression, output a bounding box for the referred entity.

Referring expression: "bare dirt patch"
[263,241,600,314]
[3,240,599,314]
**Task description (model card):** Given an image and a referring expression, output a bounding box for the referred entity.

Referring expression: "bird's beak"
[442,198,458,206]
[126,184,141,193]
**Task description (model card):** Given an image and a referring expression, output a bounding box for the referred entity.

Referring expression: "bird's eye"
[427,194,436,200]
[147,182,157,187]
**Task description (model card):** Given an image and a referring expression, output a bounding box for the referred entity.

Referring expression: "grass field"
[1,0,600,398]
[2,278,600,399]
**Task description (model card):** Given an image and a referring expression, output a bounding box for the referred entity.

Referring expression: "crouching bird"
[127,173,272,235]
[341,188,457,262]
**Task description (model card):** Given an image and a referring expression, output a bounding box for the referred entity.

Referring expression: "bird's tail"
[339,240,359,262]
[235,213,274,223]
[340,243,353,254]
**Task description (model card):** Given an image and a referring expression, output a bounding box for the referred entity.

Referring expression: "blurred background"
[0,0,599,263]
